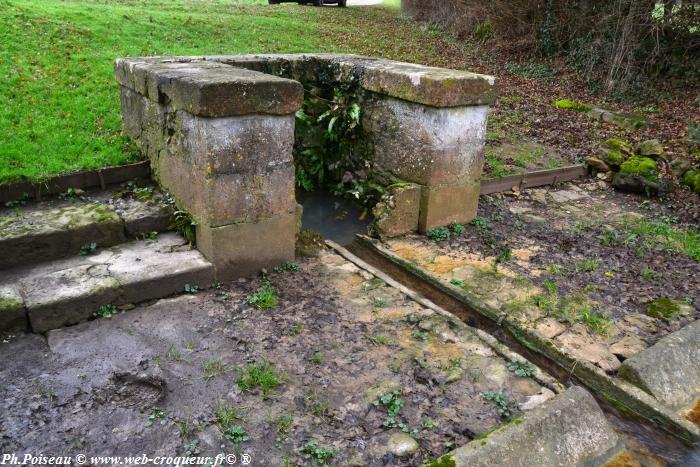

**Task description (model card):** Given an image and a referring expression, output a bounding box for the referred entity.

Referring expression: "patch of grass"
[246,279,279,309]
[575,258,600,272]
[623,218,700,262]
[215,400,243,428]
[640,266,659,281]
[167,344,183,362]
[413,330,430,342]
[367,334,390,346]
[237,361,283,399]
[202,358,227,381]
[274,414,294,435]
[309,351,325,365]
[506,62,555,81]
[296,440,339,467]
[372,296,387,308]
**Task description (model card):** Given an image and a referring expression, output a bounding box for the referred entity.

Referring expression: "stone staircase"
[0,185,214,334]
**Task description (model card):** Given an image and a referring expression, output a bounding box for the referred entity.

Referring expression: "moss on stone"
[600,149,626,167]
[295,229,324,257]
[619,156,658,181]
[682,169,700,195]
[554,99,592,112]
[646,298,684,320]
[0,294,23,312]
[604,138,633,155]
[425,455,456,467]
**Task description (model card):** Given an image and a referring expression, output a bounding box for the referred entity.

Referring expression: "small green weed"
[450,278,466,287]
[215,400,243,428]
[482,391,512,418]
[202,358,227,381]
[79,242,97,256]
[640,266,659,281]
[372,389,404,417]
[94,304,118,319]
[309,351,325,365]
[413,330,430,342]
[507,360,537,378]
[184,284,199,294]
[274,261,301,273]
[576,258,600,272]
[223,425,249,445]
[296,440,339,467]
[450,221,465,235]
[167,345,184,362]
[367,334,390,346]
[145,406,166,428]
[237,361,283,399]
[427,226,451,242]
[5,193,30,208]
[170,210,197,245]
[246,280,279,309]
[275,414,294,435]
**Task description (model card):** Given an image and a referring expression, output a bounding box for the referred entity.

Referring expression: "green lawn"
[0,0,428,183]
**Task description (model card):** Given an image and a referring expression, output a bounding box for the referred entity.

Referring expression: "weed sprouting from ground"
[507,360,537,378]
[215,400,244,428]
[184,284,199,294]
[144,406,166,428]
[366,334,390,346]
[576,258,600,272]
[223,425,249,445]
[237,361,283,399]
[79,242,97,256]
[274,261,301,273]
[427,226,451,242]
[202,358,227,381]
[482,391,512,418]
[296,440,339,467]
[94,304,118,319]
[246,279,279,309]
[170,210,197,245]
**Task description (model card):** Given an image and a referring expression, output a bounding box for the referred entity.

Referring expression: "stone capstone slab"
[114,59,304,117]
[447,386,621,467]
[618,319,700,410]
[0,284,26,332]
[7,233,214,333]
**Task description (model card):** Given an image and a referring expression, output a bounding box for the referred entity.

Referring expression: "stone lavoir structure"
[115,54,495,279]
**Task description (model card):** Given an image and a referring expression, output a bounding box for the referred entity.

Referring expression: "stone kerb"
[116,54,495,277]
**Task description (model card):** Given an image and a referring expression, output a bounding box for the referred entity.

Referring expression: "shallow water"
[298,190,372,246]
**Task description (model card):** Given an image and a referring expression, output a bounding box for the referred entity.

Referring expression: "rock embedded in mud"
[586,157,611,173]
[608,335,647,360]
[386,432,420,457]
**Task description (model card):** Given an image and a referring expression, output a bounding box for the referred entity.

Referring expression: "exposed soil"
[385,180,699,373]
[0,249,556,466]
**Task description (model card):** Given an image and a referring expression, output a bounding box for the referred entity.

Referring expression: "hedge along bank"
[115,54,496,280]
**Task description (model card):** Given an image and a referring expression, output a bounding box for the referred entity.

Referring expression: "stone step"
[0,233,214,333]
[0,185,173,270]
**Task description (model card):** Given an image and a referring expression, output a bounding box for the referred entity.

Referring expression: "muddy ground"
[385,180,699,374]
[0,249,557,466]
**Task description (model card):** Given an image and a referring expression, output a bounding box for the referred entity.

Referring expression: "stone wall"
[115,54,495,278]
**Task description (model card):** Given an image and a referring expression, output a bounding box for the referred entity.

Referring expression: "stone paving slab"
[1,233,213,333]
[0,246,626,465]
[619,319,700,411]
[0,186,173,270]
[447,386,621,467]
